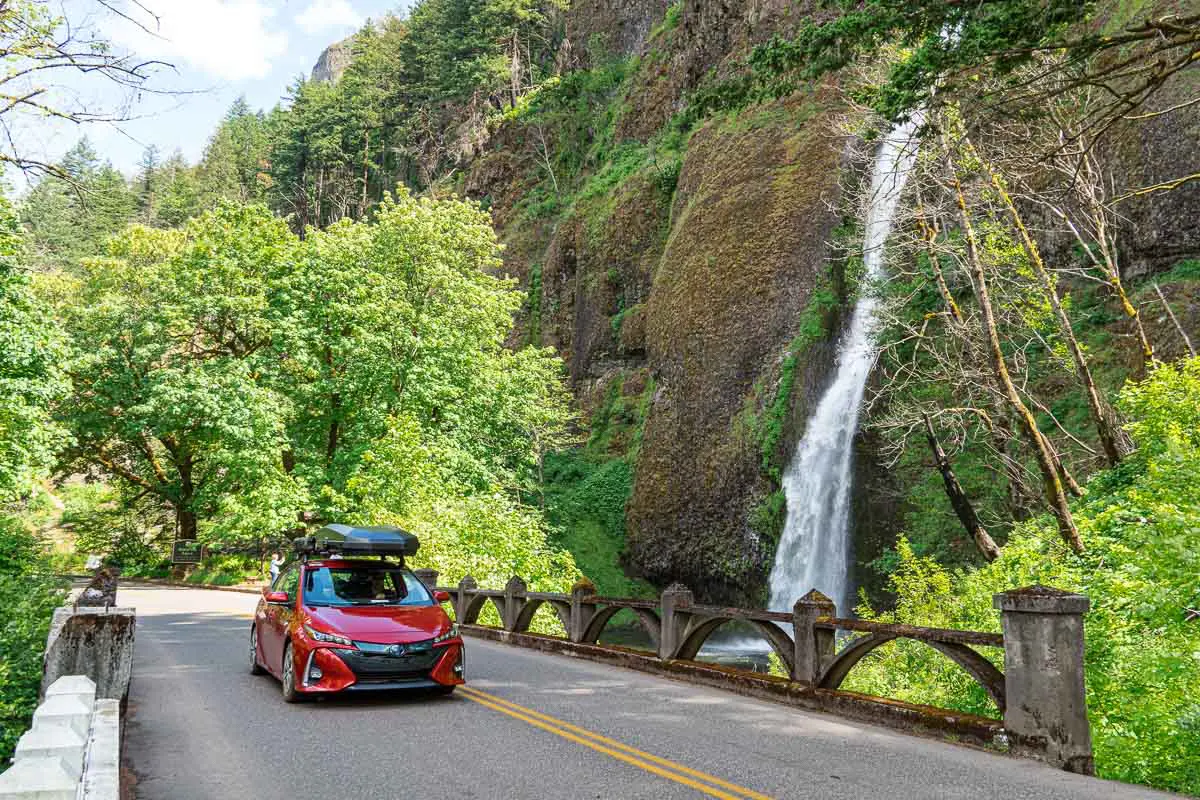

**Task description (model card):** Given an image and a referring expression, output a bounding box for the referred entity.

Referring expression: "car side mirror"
[433,590,451,603]
[264,590,290,604]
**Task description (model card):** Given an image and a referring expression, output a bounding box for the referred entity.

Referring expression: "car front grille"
[339,642,440,682]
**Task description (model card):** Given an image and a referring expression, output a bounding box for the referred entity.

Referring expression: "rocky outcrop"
[626,93,848,604]
[566,0,671,60]
[311,38,353,84]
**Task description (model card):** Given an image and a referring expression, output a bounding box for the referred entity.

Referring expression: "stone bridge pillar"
[455,576,477,624]
[994,586,1093,775]
[659,584,693,660]
[503,576,528,631]
[568,581,596,643]
[792,590,836,685]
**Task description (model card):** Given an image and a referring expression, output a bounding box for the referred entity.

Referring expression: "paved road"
[123,585,1176,800]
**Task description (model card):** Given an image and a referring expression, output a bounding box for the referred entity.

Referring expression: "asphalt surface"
[122,585,1178,800]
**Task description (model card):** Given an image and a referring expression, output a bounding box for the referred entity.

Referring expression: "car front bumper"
[299,640,465,693]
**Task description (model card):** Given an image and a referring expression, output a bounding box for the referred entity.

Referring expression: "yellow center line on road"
[459,686,775,800]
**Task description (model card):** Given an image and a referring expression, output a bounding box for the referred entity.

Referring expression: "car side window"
[275,565,300,600]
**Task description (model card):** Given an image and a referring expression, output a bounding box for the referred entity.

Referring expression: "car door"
[261,565,300,673]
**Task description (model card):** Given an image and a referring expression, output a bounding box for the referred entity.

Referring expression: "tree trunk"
[980,156,1131,464]
[924,415,1000,561]
[361,129,371,218]
[176,508,198,541]
[946,141,1083,553]
[1078,148,1154,366]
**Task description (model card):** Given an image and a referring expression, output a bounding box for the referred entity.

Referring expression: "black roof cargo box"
[294,524,420,558]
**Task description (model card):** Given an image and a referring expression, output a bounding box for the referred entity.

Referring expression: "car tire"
[432,685,455,696]
[249,626,266,675]
[281,643,302,703]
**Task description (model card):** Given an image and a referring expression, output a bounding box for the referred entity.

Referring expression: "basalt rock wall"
[457,0,1200,606]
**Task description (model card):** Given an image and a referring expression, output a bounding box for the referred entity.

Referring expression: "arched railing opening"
[683,619,787,676]
[825,634,1005,717]
[591,607,659,652]
[516,600,571,638]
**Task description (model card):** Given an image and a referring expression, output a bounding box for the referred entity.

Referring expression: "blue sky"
[13,0,411,182]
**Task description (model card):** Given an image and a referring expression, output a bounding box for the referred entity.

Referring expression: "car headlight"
[432,624,459,645]
[303,624,353,647]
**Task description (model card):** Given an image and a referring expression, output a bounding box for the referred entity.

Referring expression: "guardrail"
[415,571,1093,775]
[0,676,119,800]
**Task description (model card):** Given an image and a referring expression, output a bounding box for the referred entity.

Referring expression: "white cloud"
[111,1,289,82]
[296,0,363,34]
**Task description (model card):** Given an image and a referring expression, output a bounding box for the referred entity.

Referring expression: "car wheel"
[432,685,455,696]
[281,643,302,703]
[249,627,266,675]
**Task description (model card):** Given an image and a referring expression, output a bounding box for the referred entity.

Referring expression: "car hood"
[306,604,450,642]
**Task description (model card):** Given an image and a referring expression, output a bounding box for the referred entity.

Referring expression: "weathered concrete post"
[792,590,836,685]
[994,586,1093,774]
[658,584,693,660]
[412,568,439,591]
[568,579,596,643]
[41,608,135,702]
[455,576,477,624]
[503,576,528,632]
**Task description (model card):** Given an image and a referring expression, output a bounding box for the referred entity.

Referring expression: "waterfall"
[767,118,923,614]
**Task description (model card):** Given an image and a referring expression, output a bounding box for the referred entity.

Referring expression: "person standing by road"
[268,551,285,585]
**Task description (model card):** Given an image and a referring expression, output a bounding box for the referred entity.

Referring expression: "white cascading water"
[767,117,923,614]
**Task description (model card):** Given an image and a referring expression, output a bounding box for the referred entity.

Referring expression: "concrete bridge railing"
[416,570,1093,775]
[0,676,119,800]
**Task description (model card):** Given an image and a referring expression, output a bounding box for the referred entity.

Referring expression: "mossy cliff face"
[626,96,847,604]
[464,0,1197,607]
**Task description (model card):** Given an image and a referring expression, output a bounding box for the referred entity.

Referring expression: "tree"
[20,138,137,271]
[59,205,304,541]
[197,98,271,207]
[135,145,161,225]
[153,151,202,228]
[0,0,171,179]
[0,196,68,501]
[272,190,573,513]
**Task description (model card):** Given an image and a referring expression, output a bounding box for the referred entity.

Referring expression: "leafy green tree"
[0,196,68,501]
[59,205,304,541]
[273,190,573,511]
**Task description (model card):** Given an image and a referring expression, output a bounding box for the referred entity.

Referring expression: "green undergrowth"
[539,375,657,599]
[846,359,1200,794]
[0,516,67,767]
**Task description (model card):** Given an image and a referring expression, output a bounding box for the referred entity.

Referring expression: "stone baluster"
[412,568,439,591]
[658,584,693,660]
[503,576,528,631]
[792,590,836,685]
[569,580,597,643]
[456,576,477,624]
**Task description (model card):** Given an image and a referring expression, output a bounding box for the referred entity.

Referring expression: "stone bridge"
[420,572,1093,775]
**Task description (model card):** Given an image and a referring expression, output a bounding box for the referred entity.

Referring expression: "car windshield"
[303,566,433,607]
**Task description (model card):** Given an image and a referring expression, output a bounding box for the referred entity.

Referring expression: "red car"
[249,525,465,701]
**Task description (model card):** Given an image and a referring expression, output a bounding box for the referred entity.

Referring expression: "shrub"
[0,557,66,765]
[844,358,1200,794]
